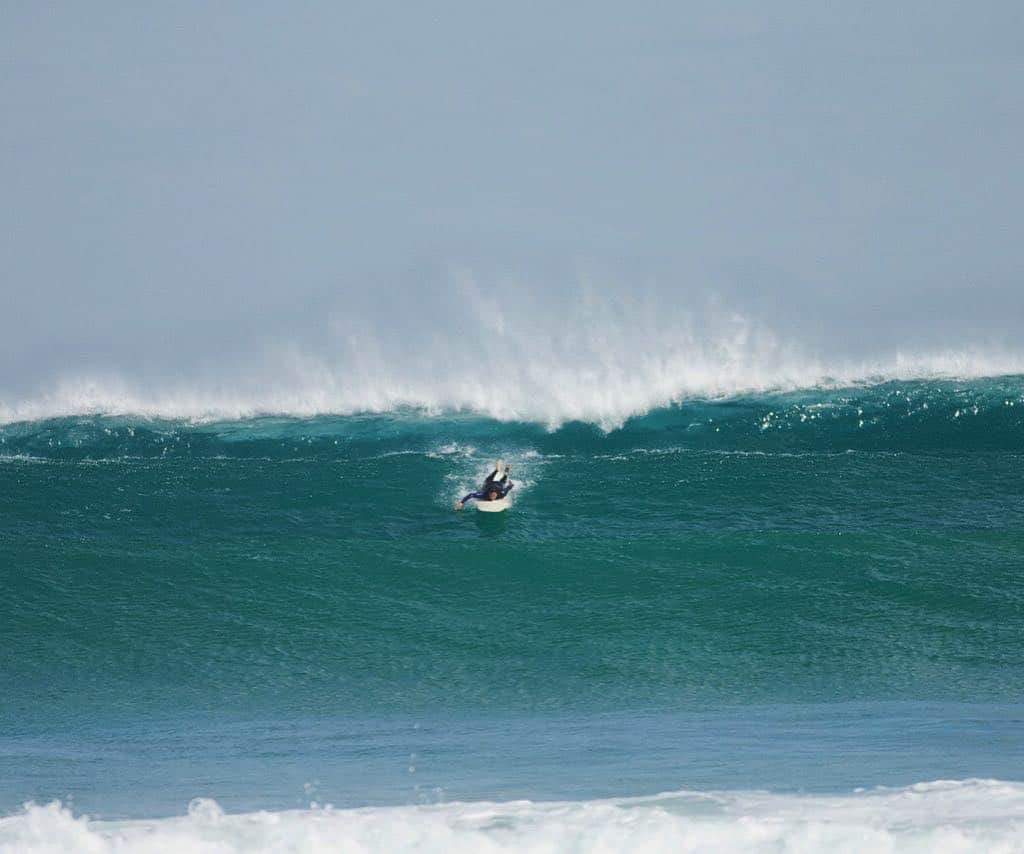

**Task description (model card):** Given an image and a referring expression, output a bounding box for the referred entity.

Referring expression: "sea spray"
[3,277,1023,428]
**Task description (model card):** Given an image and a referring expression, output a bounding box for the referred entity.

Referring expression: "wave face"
[2,377,1023,459]
[3,377,1024,827]
[4,781,1024,853]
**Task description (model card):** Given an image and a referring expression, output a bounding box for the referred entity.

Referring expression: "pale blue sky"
[2,2,1022,404]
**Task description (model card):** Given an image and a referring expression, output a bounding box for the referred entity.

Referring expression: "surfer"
[455,461,513,509]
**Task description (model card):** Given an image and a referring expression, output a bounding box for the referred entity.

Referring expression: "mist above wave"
[4,276,1023,429]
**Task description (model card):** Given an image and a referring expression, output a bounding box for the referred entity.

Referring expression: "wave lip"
[2,779,1023,853]
[2,348,1024,430]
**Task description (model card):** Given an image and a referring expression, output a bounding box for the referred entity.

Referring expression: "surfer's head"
[487,489,500,500]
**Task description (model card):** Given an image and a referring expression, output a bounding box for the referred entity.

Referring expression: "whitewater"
[4,277,1023,430]
[4,780,1024,853]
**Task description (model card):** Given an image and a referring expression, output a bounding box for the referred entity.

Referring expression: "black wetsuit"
[461,469,514,503]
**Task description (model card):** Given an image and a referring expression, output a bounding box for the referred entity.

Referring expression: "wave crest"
[5,278,1024,429]
[3,350,1023,430]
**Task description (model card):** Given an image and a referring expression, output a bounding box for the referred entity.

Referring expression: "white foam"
[0,453,50,464]
[6,348,1022,433]
[2,780,1023,854]
[3,278,1023,430]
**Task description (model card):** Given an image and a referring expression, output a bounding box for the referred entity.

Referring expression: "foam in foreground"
[2,779,1022,854]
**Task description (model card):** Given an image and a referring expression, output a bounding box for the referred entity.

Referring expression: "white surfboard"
[476,496,510,512]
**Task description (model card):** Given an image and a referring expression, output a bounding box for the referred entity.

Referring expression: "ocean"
[2,377,1023,851]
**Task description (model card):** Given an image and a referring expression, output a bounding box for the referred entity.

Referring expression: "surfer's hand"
[455,501,464,510]
[504,465,511,474]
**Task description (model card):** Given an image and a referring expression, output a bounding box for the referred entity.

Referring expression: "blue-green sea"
[2,378,1023,850]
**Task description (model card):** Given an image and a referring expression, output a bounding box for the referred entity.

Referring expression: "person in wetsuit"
[455,460,513,509]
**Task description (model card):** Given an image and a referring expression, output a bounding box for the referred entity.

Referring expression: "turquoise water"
[2,379,1023,840]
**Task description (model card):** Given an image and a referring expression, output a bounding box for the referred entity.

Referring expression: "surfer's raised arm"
[483,460,505,487]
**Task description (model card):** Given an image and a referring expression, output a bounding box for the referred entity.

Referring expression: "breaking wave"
[3,349,1023,432]
[4,278,1024,430]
